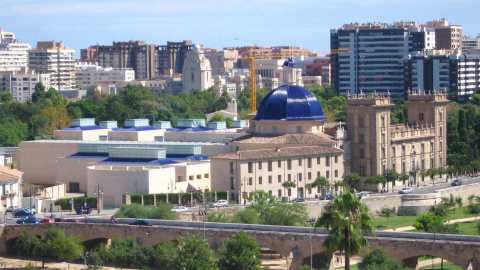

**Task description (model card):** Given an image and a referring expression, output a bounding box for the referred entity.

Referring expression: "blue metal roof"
[112,126,158,131]
[166,126,215,132]
[97,158,178,165]
[253,85,327,121]
[62,125,106,131]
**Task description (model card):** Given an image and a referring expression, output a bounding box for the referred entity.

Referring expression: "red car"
[40,218,55,223]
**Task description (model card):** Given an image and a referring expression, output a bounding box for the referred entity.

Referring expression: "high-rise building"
[75,63,135,93]
[97,41,158,80]
[331,21,436,98]
[79,45,99,64]
[182,44,212,93]
[462,36,480,54]
[158,40,193,75]
[305,58,331,86]
[426,19,462,54]
[28,41,75,91]
[0,67,50,102]
[406,54,480,102]
[0,28,31,73]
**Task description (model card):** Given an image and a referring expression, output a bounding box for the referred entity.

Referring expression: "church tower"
[182,44,213,93]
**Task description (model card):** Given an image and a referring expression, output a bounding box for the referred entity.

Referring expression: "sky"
[1,0,479,58]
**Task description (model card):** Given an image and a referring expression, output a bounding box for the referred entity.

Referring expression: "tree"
[465,195,480,220]
[31,82,46,103]
[307,176,330,194]
[315,189,375,270]
[13,228,42,259]
[170,234,218,270]
[217,230,262,270]
[376,207,396,228]
[365,175,387,190]
[343,173,362,188]
[398,174,410,185]
[358,248,412,270]
[427,168,438,185]
[155,240,178,269]
[383,169,399,185]
[0,92,13,103]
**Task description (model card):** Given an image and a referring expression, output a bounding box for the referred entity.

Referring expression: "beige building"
[0,67,50,102]
[0,29,31,73]
[28,41,75,91]
[0,166,23,211]
[211,85,347,202]
[75,63,135,93]
[182,44,213,93]
[345,90,448,188]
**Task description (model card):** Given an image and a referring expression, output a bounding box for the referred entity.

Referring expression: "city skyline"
[2,0,479,56]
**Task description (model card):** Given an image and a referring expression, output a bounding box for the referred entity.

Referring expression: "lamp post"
[415,162,420,188]
[242,176,248,205]
[168,180,176,204]
[306,218,316,270]
[94,183,103,214]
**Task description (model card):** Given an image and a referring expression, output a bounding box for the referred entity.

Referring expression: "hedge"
[54,197,97,210]
[130,191,229,205]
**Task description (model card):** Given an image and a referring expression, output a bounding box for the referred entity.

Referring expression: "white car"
[356,193,370,199]
[399,187,413,194]
[171,206,189,212]
[209,200,228,208]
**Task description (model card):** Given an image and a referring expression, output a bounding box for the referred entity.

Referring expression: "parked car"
[209,200,228,208]
[129,220,152,226]
[23,208,37,215]
[16,216,40,224]
[76,206,91,215]
[7,205,19,212]
[320,195,334,200]
[63,219,82,223]
[451,179,462,186]
[292,198,305,203]
[40,218,55,224]
[13,209,34,217]
[399,187,413,194]
[356,193,370,199]
[171,206,189,212]
[54,218,65,223]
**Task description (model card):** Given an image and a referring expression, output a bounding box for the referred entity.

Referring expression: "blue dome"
[254,85,327,121]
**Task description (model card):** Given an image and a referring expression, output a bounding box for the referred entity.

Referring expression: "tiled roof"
[232,133,335,146]
[0,166,22,183]
[211,145,342,160]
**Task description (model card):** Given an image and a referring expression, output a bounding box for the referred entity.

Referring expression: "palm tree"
[315,189,375,270]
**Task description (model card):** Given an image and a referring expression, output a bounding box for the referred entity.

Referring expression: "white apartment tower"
[182,44,213,93]
[28,41,75,91]
[331,22,435,97]
[0,28,31,73]
[0,67,51,102]
[75,63,135,92]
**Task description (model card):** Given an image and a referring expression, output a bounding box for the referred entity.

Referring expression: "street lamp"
[168,179,176,204]
[306,218,316,270]
[242,176,248,205]
[415,162,420,188]
[93,183,103,214]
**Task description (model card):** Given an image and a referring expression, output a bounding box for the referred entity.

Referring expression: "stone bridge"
[1,219,480,270]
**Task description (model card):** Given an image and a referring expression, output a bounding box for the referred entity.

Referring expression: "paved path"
[383,216,479,232]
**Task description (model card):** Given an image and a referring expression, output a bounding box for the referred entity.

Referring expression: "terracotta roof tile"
[0,166,22,183]
[232,133,335,146]
[211,145,343,160]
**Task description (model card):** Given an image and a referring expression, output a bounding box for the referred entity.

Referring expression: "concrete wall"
[17,141,78,185]
[164,131,246,143]
[53,129,109,141]
[56,156,105,192]
[108,130,165,142]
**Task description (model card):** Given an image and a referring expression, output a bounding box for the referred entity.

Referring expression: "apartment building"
[305,58,331,86]
[0,28,31,73]
[0,67,50,102]
[426,19,463,54]
[330,21,435,97]
[75,63,135,92]
[157,40,193,75]
[28,41,75,91]
[462,36,480,54]
[97,41,157,80]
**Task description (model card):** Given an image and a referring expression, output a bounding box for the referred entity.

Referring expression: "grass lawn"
[335,265,359,269]
[455,221,480,235]
[419,260,464,269]
[373,206,476,230]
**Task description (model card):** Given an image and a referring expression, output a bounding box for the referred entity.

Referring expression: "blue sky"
[2,0,479,57]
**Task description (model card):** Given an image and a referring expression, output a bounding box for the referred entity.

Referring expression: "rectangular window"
[359,117,364,127]
[259,176,262,185]
[204,173,209,178]
[419,113,424,121]
[317,157,320,164]
[326,171,330,178]
[189,175,194,180]
[288,189,292,196]
[268,190,272,195]
[268,160,272,171]
[278,160,282,168]
[317,171,320,178]
[197,174,201,179]
[258,161,262,170]
[359,166,366,176]
[360,149,365,159]
[278,189,282,197]
[287,159,291,170]
[308,172,312,180]
[393,147,396,157]
[359,133,364,143]
[230,177,235,189]
[268,176,272,184]
[278,175,282,183]
[402,162,406,173]
[326,157,330,166]
[248,162,253,173]
[421,144,425,153]
[335,170,338,177]
[288,174,291,181]
[249,177,253,185]
[335,156,338,163]
[431,142,434,151]
[230,162,234,174]
[307,157,312,168]
[298,158,302,166]
[298,173,302,182]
